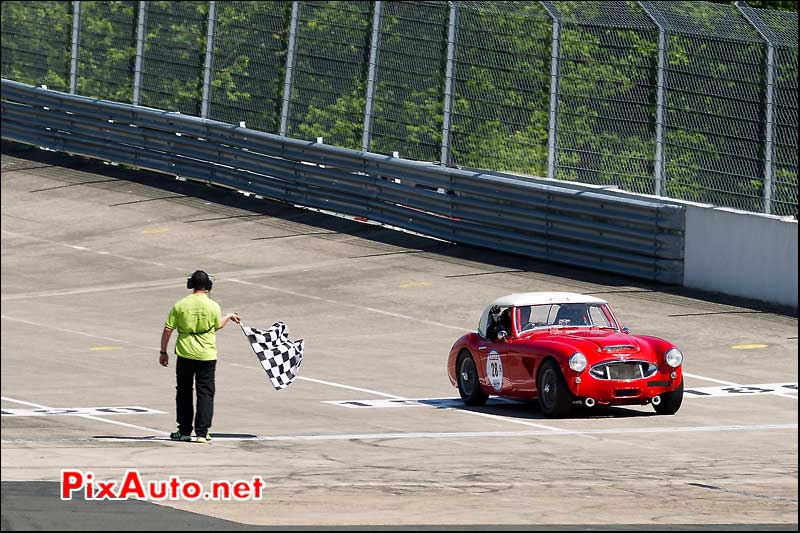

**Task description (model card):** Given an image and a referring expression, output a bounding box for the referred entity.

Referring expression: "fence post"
[540,2,561,181]
[69,1,82,94]
[200,1,217,119]
[440,1,459,166]
[132,1,147,105]
[736,1,776,215]
[639,1,668,197]
[361,1,383,152]
[279,1,301,137]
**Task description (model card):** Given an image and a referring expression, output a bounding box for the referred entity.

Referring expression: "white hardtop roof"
[489,292,608,307]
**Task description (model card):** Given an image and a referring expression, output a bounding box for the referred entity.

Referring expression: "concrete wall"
[684,205,798,309]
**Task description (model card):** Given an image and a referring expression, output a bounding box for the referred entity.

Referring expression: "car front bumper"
[569,367,682,405]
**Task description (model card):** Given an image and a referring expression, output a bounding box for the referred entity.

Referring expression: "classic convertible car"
[447,292,684,417]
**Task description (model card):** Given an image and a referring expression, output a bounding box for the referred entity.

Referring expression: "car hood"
[565,330,644,353]
[521,329,652,356]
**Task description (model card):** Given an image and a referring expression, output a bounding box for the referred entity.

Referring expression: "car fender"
[634,335,683,375]
[448,333,483,387]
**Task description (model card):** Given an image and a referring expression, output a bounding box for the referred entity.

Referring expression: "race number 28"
[486,351,503,392]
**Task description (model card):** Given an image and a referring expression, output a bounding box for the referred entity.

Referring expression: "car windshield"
[515,303,618,333]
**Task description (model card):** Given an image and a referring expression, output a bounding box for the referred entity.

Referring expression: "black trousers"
[175,357,216,437]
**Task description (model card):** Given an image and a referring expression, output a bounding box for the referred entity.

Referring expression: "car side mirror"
[497,330,508,342]
[622,327,631,334]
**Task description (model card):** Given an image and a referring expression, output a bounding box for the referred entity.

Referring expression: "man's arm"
[159,327,173,367]
[217,312,241,330]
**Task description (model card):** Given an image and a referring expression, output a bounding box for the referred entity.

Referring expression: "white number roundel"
[486,351,503,391]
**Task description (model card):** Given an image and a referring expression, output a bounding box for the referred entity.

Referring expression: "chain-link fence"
[139,1,208,114]
[208,1,289,133]
[450,1,551,176]
[647,1,767,212]
[76,1,137,102]
[370,0,449,161]
[743,4,798,215]
[553,2,659,195]
[1,1,797,217]
[1,1,73,92]
[286,1,371,149]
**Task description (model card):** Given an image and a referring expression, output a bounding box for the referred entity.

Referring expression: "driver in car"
[554,304,589,326]
[487,305,512,341]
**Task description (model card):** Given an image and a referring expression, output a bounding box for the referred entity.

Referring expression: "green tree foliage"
[654,1,769,211]
[451,2,550,175]
[1,1,72,91]
[555,1,659,195]
[369,0,449,160]
[287,1,371,149]
[715,0,797,11]
[139,1,208,114]
[0,1,796,216]
[77,1,137,102]
[208,1,290,133]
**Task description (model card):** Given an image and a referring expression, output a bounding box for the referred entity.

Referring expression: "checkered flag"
[241,322,303,390]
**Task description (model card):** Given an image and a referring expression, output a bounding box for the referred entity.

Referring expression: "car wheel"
[537,360,573,418]
[653,379,683,415]
[457,351,488,407]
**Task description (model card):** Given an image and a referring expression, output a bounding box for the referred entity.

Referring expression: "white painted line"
[1,396,51,409]
[296,375,403,400]
[5,304,795,437]
[228,362,564,432]
[324,385,799,411]
[231,363,403,399]
[172,422,800,441]
[5,422,788,445]
[1,279,179,301]
[2,406,165,417]
[684,383,797,398]
[3,318,562,433]
[684,372,797,400]
[318,395,572,431]
[1,261,438,301]
[1,396,168,436]
[227,278,465,331]
[684,372,743,387]
[323,397,524,409]
[1,229,187,273]
[1,315,146,348]
[77,415,169,435]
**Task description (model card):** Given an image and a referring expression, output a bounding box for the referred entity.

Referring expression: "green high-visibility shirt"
[165,293,222,361]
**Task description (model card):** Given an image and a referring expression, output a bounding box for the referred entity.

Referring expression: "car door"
[509,305,547,396]
[475,338,513,395]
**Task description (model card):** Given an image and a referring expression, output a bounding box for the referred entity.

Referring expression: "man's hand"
[159,352,169,367]
[217,312,242,330]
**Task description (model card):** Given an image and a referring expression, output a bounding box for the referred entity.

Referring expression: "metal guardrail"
[1,79,685,283]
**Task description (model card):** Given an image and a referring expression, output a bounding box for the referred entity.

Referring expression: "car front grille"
[589,361,658,381]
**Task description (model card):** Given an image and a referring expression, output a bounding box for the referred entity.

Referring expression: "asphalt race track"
[1,141,797,529]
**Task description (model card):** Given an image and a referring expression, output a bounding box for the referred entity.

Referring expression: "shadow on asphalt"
[424,399,658,420]
[3,140,796,320]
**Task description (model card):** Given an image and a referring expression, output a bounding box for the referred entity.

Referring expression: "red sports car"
[447,292,684,417]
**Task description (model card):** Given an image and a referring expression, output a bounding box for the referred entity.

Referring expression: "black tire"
[457,351,488,407]
[653,379,683,415]
[537,360,573,418]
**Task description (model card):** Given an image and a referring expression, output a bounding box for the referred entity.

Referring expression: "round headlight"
[665,348,683,368]
[569,352,587,372]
